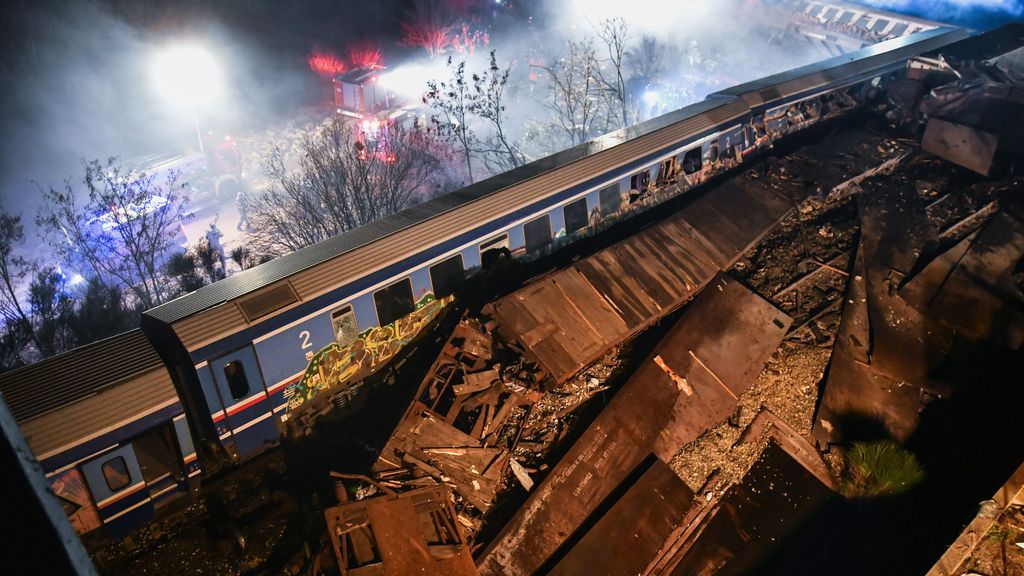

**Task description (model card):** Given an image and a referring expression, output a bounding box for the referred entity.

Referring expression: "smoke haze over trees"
[249,117,438,255]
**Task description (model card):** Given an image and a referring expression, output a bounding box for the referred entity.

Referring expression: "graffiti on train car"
[284,292,454,411]
[51,468,101,534]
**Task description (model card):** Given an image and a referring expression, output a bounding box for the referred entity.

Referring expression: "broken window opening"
[629,170,651,203]
[331,305,359,348]
[429,254,465,299]
[598,184,621,216]
[224,360,250,400]
[706,143,720,164]
[479,234,510,269]
[523,214,553,253]
[563,198,588,235]
[658,157,680,186]
[373,278,415,327]
[682,148,702,175]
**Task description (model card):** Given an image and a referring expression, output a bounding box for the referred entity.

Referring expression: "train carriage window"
[224,360,250,400]
[563,198,588,235]
[838,10,856,25]
[331,305,358,347]
[429,255,465,299]
[479,234,509,268]
[374,278,415,327]
[873,18,890,32]
[523,214,552,253]
[682,148,702,174]
[822,7,838,20]
[854,15,871,29]
[102,457,131,492]
[598,184,621,216]
[629,169,650,193]
[890,22,908,36]
[705,142,719,164]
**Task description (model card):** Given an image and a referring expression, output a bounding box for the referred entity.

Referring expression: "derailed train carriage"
[0,24,974,541]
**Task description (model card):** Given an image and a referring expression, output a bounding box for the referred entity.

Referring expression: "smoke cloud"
[857,0,1022,27]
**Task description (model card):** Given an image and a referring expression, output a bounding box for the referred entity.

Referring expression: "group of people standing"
[202,188,254,275]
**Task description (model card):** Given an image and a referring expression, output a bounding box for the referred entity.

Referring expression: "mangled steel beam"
[476,274,791,576]
[324,484,478,576]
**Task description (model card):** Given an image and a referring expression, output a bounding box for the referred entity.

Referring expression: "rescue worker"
[206,221,228,273]
[236,189,252,232]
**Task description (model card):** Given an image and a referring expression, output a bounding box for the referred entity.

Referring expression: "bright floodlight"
[151,43,221,106]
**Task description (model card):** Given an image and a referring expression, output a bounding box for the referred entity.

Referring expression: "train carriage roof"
[144,95,741,327]
[0,329,167,422]
[713,26,971,108]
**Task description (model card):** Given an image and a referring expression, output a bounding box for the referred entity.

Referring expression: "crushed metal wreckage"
[323,473,479,576]
[477,274,792,575]
[92,29,1024,576]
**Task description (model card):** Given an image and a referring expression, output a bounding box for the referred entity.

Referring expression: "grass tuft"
[841,440,924,498]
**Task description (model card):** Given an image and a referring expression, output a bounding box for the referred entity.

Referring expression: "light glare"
[151,43,222,106]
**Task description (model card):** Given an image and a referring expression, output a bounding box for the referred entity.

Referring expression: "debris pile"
[367,314,616,541]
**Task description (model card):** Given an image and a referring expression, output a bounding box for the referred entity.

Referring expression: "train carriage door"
[133,422,186,508]
[210,345,278,461]
[80,444,154,538]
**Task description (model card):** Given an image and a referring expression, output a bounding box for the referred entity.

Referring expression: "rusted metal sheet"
[645,408,834,576]
[548,458,695,576]
[490,181,792,384]
[812,241,929,446]
[901,210,1024,349]
[476,274,791,576]
[649,439,834,576]
[324,484,478,576]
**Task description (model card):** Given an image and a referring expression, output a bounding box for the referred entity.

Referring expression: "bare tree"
[533,38,605,149]
[594,18,630,130]
[0,212,41,359]
[250,117,433,255]
[424,56,476,184]
[470,51,526,174]
[65,278,137,346]
[27,267,75,357]
[37,159,192,309]
[628,34,668,85]
[401,0,454,57]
